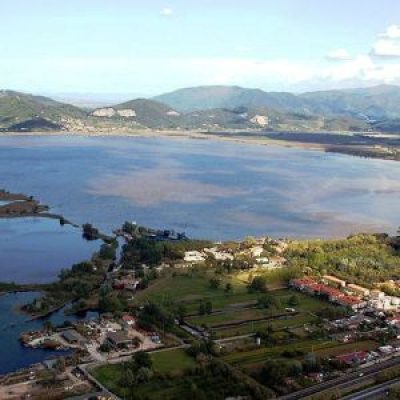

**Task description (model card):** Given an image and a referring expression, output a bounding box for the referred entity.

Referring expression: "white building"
[184,251,206,263]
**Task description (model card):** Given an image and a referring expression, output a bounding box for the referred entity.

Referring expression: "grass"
[185,288,335,339]
[133,270,298,314]
[92,348,197,398]
[222,339,378,367]
[151,349,197,374]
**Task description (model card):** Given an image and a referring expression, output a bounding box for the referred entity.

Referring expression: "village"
[1,227,400,399]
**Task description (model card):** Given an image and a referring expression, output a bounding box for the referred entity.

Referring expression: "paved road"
[278,356,400,400]
[342,378,400,400]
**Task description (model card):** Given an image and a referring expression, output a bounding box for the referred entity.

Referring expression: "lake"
[0,291,98,375]
[0,135,399,245]
[0,218,100,283]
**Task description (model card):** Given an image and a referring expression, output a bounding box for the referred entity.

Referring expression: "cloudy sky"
[1,0,400,96]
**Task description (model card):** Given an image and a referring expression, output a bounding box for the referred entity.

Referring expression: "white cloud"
[160,7,173,17]
[326,48,353,61]
[371,39,400,58]
[379,24,400,39]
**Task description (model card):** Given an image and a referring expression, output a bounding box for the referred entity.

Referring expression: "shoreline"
[0,129,399,162]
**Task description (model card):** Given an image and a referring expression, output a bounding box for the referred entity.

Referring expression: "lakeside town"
[0,211,399,399]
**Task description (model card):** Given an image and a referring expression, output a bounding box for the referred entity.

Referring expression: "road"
[278,356,400,400]
[342,378,400,400]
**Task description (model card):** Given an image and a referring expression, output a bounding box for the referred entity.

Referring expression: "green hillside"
[0,90,86,129]
[154,84,400,122]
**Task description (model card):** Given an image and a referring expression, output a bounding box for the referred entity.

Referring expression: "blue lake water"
[0,291,98,375]
[0,135,399,243]
[0,218,100,284]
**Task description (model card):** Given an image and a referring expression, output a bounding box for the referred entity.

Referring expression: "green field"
[212,312,318,339]
[92,348,267,400]
[92,348,197,398]
[222,339,378,367]
[133,272,257,310]
[184,288,336,339]
[151,348,197,374]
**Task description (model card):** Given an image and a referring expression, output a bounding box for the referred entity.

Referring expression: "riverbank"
[1,128,399,162]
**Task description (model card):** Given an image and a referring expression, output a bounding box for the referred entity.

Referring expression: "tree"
[132,351,153,370]
[224,283,232,294]
[135,367,153,384]
[205,301,213,315]
[248,276,268,293]
[261,359,291,386]
[199,302,206,315]
[209,278,221,289]
[176,304,187,324]
[258,294,279,309]
[288,294,299,307]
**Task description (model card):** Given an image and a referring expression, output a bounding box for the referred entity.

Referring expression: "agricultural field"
[222,339,378,368]
[92,348,269,400]
[92,348,197,397]
[185,288,338,339]
[134,268,301,312]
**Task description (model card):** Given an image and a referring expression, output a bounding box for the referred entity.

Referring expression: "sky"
[1,0,400,97]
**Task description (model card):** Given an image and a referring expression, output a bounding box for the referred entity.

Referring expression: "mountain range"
[1,85,400,133]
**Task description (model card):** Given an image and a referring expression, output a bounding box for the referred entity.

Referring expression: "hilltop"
[0,90,86,130]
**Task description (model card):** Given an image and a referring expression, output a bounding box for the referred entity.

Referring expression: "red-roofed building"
[336,351,369,366]
[337,295,367,311]
[121,314,136,329]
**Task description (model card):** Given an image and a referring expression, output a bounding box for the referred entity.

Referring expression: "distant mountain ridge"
[154,84,400,121]
[0,85,400,133]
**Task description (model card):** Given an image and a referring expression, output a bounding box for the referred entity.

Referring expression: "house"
[121,314,135,329]
[370,290,385,300]
[204,248,234,261]
[336,351,369,366]
[113,278,140,292]
[323,275,346,288]
[62,330,81,344]
[184,251,205,263]
[250,246,264,258]
[307,372,324,383]
[106,332,133,348]
[370,295,400,311]
[336,295,366,311]
[347,284,370,298]
[255,257,270,266]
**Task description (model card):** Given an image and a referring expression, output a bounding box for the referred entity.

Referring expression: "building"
[347,284,370,298]
[250,246,264,258]
[62,330,81,344]
[323,275,346,288]
[371,296,400,311]
[336,295,367,311]
[370,290,385,300]
[113,278,140,292]
[184,251,205,263]
[122,314,135,329]
[106,332,133,348]
[204,248,234,261]
[336,351,369,366]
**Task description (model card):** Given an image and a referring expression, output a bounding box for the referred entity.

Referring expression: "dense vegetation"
[121,238,212,268]
[285,233,400,286]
